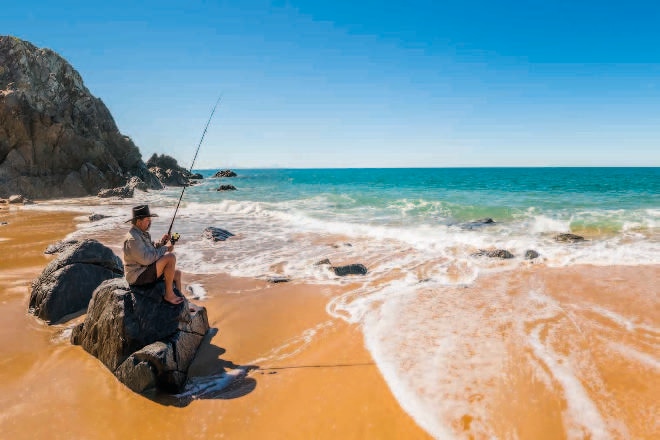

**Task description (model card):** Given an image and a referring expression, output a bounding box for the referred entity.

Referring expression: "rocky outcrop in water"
[0,36,161,198]
[213,169,237,178]
[202,226,234,241]
[555,233,585,243]
[29,239,124,323]
[471,249,515,259]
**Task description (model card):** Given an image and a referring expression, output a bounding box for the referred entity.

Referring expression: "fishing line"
[167,95,222,238]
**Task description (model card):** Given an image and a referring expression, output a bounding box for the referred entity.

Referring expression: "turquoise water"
[186,167,659,234]
[37,167,658,439]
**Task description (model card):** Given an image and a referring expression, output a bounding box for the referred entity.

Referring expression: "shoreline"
[1,204,658,439]
[0,206,430,439]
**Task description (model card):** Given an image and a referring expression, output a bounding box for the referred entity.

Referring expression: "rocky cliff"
[0,36,161,198]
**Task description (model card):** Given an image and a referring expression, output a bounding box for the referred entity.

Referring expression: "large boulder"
[71,278,209,393]
[0,36,161,198]
[29,239,124,323]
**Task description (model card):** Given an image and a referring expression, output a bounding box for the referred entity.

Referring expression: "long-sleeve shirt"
[123,225,168,284]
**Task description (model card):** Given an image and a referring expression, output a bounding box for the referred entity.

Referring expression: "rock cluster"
[30,237,210,394]
[213,169,237,178]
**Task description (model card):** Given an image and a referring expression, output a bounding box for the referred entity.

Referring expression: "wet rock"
[471,249,515,259]
[332,264,368,276]
[71,278,209,393]
[88,213,109,222]
[459,218,496,230]
[213,170,237,178]
[266,276,290,283]
[555,233,585,243]
[202,227,234,242]
[44,239,80,254]
[524,250,540,260]
[98,185,134,198]
[217,185,237,191]
[190,173,204,180]
[8,194,24,204]
[30,239,124,323]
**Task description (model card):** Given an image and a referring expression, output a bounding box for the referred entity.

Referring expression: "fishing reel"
[170,232,181,245]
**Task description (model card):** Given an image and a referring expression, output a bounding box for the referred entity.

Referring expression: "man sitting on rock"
[123,205,184,305]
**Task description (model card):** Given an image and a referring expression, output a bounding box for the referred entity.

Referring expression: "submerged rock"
[524,250,540,260]
[332,264,368,276]
[555,233,585,243]
[88,213,109,222]
[202,227,234,242]
[30,239,124,323]
[459,218,496,230]
[217,185,237,191]
[71,278,209,393]
[471,249,515,259]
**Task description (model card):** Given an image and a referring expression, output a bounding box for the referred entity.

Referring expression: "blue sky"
[3,1,659,168]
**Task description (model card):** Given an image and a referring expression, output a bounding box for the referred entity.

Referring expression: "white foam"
[186,283,207,301]
[607,342,660,371]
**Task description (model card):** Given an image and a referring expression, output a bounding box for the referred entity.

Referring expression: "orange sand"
[0,207,429,439]
[0,206,657,439]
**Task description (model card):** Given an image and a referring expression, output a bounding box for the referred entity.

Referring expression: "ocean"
[27,167,659,439]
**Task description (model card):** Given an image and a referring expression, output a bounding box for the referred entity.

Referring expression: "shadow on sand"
[148,328,259,407]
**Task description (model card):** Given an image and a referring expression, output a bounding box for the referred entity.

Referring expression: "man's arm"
[124,235,167,265]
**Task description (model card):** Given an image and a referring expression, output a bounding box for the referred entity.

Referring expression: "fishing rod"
[167,95,222,242]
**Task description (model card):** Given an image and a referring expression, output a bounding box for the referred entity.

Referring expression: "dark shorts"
[132,262,163,286]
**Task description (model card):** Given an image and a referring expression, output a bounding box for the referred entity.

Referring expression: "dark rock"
[190,173,204,180]
[266,276,290,283]
[315,259,332,266]
[98,186,134,198]
[8,194,24,204]
[213,169,237,178]
[217,185,237,191]
[332,264,368,276]
[524,250,540,260]
[0,36,162,199]
[471,249,515,259]
[0,221,7,226]
[88,213,108,222]
[460,218,496,230]
[555,233,585,243]
[125,176,148,192]
[202,227,234,242]
[44,239,79,254]
[149,166,190,187]
[29,239,124,323]
[71,278,209,393]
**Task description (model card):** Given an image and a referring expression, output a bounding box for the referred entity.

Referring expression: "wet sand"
[1,206,657,439]
[0,207,429,439]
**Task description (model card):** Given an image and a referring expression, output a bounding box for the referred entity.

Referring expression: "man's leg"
[156,254,183,304]
[174,269,183,293]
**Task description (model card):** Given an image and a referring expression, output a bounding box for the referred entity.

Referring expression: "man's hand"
[160,234,170,246]
[166,243,175,252]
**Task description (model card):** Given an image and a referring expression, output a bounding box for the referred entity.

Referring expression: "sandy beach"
[1,205,658,439]
[0,207,429,439]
